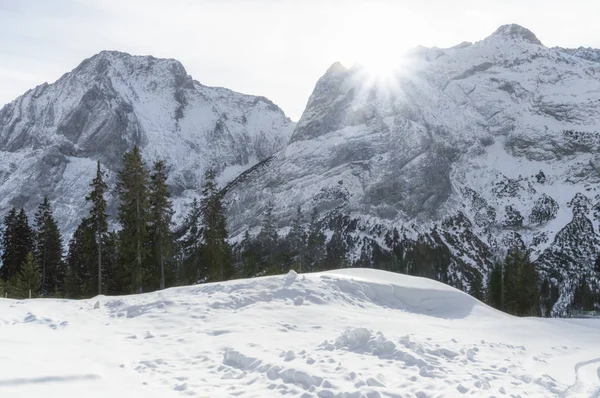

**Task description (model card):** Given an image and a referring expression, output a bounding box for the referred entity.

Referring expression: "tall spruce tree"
[240,230,261,278]
[486,262,503,310]
[116,145,150,293]
[325,222,347,270]
[288,206,306,272]
[0,207,18,281]
[33,197,64,295]
[2,208,35,284]
[179,198,203,284]
[86,160,109,295]
[469,272,485,301]
[200,169,232,282]
[18,252,40,298]
[149,160,174,289]
[306,207,326,272]
[257,202,278,272]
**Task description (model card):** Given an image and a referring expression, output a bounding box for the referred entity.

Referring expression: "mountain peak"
[489,24,542,46]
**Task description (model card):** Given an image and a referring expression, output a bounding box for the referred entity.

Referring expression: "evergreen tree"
[200,169,232,282]
[86,160,109,295]
[2,208,35,284]
[486,262,503,310]
[306,207,326,272]
[33,197,64,295]
[469,272,485,301]
[0,207,18,281]
[148,160,175,289]
[257,202,278,273]
[179,198,203,283]
[102,231,119,294]
[65,218,95,297]
[240,230,261,278]
[325,223,347,270]
[18,252,40,298]
[518,256,540,316]
[116,146,150,293]
[540,278,553,317]
[287,206,306,272]
[502,249,521,314]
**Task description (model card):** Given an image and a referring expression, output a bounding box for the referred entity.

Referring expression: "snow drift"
[1,269,599,397]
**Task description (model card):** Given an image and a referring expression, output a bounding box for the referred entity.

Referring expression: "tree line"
[0,146,231,298]
[0,147,598,318]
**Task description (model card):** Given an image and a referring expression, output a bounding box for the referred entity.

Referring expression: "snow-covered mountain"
[0,50,295,234]
[2,269,599,397]
[224,24,600,315]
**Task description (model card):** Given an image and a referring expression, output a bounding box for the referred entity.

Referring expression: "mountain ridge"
[223,24,600,315]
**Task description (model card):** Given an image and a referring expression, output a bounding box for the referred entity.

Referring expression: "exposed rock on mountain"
[224,24,600,315]
[0,51,294,234]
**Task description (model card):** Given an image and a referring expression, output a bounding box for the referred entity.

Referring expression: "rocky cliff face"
[0,51,294,234]
[224,24,600,315]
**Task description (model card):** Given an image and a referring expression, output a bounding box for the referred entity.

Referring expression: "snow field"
[1,269,599,397]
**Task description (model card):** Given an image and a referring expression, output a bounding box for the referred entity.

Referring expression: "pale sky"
[2,0,600,120]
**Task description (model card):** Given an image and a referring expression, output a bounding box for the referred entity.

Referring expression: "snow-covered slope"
[224,24,600,314]
[0,51,295,234]
[1,269,599,397]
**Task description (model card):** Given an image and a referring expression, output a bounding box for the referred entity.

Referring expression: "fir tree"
[0,207,18,281]
[518,255,540,316]
[86,160,109,295]
[179,198,203,283]
[240,230,261,278]
[2,208,35,284]
[116,146,150,293]
[287,206,306,272]
[306,207,326,272]
[65,218,93,297]
[18,252,40,298]
[33,197,64,295]
[502,249,521,314]
[486,262,503,310]
[149,160,175,289]
[257,202,278,273]
[325,223,347,270]
[469,272,485,301]
[200,169,232,282]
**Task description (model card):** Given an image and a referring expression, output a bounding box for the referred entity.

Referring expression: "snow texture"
[1,268,599,397]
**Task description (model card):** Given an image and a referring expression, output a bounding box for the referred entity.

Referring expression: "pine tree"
[2,208,35,285]
[306,207,326,272]
[116,146,150,293]
[179,198,203,283]
[240,230,260,278]
[33,197,64,295]
[0,207,18,281]
[325,223,347,270]
[18,252,40,298]
[502,249,521,314]
[518,256,540,316]
[200,169,232,282]
[287,206,306,272]
[149,160,175,289]
[257,202,278,273]
[86,160,109,295]
[469,272,485,301]
[486,262,503,310]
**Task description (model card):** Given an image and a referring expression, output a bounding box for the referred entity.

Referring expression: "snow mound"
[1,269,599,397]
